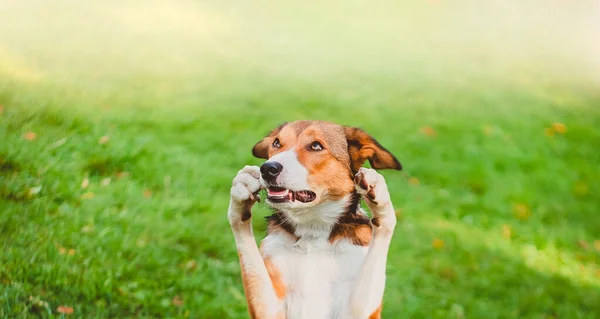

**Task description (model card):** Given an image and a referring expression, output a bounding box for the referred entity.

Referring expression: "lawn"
[1,1,600,318]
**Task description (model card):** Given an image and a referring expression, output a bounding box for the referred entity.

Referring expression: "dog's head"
[252,120,401,210]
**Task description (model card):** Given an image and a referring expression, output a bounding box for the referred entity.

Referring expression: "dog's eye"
[272,138,281,148]
[310,141,324,151]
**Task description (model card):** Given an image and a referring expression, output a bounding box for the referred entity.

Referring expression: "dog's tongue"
[267,188,288,196]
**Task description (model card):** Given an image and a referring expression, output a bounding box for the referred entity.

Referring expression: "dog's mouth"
[266,186,316,203]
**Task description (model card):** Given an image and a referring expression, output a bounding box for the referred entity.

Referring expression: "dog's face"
[253,120,401,210]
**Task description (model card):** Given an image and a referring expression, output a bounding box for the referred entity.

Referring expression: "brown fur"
[294,124,355,201]
[252,120,401,202]
[266,212,298,240]
[239,251,287,319]
[255,120,400,243]
[344,126,402,173]
[248,121,399,318]
[329,211,373,246]
[252,123,287,159]
[253,121,401,173]
[264,258,287,299]
[238,251,260,319]
[369,304,383,319]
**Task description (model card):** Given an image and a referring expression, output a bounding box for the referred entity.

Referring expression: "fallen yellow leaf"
[501,225,512,239]
[439,267,456,280]
[513,203,531,221]
[419,126,437,137]
[552,122,567,134]
[185,260,197,271]
[100,178,111,186]
[573,181,589,197]
[81,178,89,189]
[482,125,493,136]
[98,136,110,144]
[57,305,74,315]
[450,303,465,319]
[395,209,403,219]
[172,295,184,307]
[27,186,42,197]
[81,225,94,233]
[81,192,95,199]
[23,132,37,140]
[432,238,445,250]
[116,171,130,179]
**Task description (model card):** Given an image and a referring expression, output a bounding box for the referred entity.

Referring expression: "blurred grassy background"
[1,0,599,318]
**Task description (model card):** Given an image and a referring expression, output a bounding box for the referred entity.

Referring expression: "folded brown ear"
[252,122,288,159]
[344,126,402,173]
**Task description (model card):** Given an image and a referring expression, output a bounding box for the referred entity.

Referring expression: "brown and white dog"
[228,120,402,319]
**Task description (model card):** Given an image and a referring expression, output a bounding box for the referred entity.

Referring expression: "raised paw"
[354,167,395,230]
[354,167,391,207]
[229,165,263,225]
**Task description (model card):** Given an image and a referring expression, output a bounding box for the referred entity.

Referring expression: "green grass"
[1,1,600,318]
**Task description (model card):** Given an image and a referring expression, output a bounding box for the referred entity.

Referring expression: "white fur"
[282,195,350,241]
[228,166,283,317]
[229,165,397,319]
[267,150,311,192]
[260,225,369,319]
[349,168,396,318]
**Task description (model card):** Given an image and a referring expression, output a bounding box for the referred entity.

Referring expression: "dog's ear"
[252,122,288,159]
[344,126,402,173]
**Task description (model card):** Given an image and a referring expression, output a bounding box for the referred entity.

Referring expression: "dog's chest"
[261,233,369,319]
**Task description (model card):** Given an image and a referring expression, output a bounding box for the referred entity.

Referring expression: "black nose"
[260,161,283,181]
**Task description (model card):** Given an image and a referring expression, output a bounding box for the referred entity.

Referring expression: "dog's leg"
[350,168,397,319]
[228,166,284,319]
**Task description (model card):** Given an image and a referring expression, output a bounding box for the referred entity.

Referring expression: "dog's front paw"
[354,168,396,230]
[228,165,263,226]
[354,167,391,207]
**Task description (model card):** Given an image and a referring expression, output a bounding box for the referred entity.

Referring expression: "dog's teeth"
[268,188,289,199]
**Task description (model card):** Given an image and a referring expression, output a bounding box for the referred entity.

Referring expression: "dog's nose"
[260,162,283,181]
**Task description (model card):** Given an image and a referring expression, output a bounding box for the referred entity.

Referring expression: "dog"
[228,120,401,319]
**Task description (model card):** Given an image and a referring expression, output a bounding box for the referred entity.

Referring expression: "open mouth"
[266,186,316,203]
